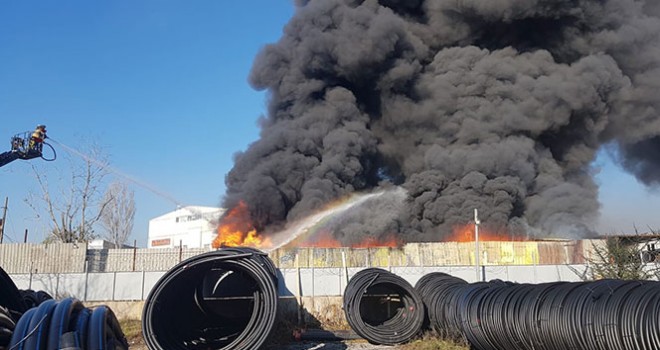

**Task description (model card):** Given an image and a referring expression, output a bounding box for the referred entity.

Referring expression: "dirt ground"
[269,341,401,350]
[128,339,400,349]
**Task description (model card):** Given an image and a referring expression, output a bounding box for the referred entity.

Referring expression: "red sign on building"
[151,238,171,247]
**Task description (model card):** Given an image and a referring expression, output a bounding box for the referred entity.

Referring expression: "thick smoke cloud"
[223,0,660,242]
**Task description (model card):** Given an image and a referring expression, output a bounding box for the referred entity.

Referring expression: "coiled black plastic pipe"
[0,306,15,348]
[7,297,127,350]
[142,247,278,350]
[343,268,424,345]
[417,274,660,350]
[2,265,126,350]
[19,291,53,310]
[414,272,468,340]
[0,266,26,318]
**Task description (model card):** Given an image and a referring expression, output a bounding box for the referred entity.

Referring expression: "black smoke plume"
[222,0,660,242]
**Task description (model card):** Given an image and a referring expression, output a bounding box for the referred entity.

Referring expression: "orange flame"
[298,230,400,248]
[446,224,522,242]
[212,201,270,249]
[297,230,341,248]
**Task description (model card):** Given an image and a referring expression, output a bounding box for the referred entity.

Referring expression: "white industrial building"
[147,206,224,249]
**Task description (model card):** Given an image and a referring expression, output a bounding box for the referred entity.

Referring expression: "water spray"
[47,137,183,207]
[264,188,406,251]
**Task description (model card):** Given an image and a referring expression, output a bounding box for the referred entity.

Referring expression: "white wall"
[147,206,224,249]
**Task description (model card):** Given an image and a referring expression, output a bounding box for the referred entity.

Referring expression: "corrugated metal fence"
[0,243,86,273]
[0,240,603,274]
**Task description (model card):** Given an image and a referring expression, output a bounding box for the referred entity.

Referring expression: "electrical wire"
[8,312,46,350]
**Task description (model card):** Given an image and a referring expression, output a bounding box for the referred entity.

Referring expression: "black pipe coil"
[0,266,27,319]
[414,272,468,340]
[20,291,53,310]
[2,265,125,350]
[142,247,278,350]
[416,273,660,350]
[1,306,15,348]
[343,268,424,345]
[7,297,127,350]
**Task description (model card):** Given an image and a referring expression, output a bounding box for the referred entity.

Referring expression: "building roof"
[150,206,224,222]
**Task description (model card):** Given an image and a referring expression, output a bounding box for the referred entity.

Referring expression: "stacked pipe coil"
[8,298,128,350]
[19,291,53,310]
[416,273,660,350]
[0,266,26,320]
[414,272,469,340]
[1,266,127,350]
[0,306,14,349]
[1,266,27,349]
[343,268,424,345]
[142,247,278,350]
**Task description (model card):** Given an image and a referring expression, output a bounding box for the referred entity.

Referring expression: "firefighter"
[10,136,22,151]
[29,124,47,152]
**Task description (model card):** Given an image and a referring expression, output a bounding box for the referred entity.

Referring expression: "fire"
[212,200,400,249]
[298,230,400,248]
[301,233,343,248]
[446,224,521,242]
[212,201,270,249]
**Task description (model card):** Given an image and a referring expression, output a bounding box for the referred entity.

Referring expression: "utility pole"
[474,208,480,282]
[0,197,8,244]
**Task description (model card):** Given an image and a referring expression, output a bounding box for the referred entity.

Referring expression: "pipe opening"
[359,285,405,327]
[343,268,424,345]
[143,248,278,350]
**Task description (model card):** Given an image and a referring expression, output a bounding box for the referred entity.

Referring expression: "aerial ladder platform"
[0,131,55,168]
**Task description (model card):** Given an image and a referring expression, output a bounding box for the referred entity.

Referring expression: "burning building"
[216,0,660,248]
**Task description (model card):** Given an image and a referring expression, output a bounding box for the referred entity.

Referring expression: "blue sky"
[0,1,658,246]
[0,1,295,245]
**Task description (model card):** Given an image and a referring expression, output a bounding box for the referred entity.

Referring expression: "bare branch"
[100,181,135,247]
[581,236,659,281]
[25,143,111,243]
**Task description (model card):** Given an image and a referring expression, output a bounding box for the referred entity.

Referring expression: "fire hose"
[343,268,424,345]
[142,247,278,350]
[416,273,660,350]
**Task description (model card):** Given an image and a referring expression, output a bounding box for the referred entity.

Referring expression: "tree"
[26,145,112,243]
[100,181,135,248]
[580,232,660,281]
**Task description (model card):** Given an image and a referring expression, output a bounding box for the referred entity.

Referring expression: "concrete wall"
[8,264,586,303]
[0,241,617,325]
[10,271,166,301]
